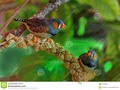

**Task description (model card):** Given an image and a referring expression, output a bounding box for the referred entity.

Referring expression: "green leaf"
[78,0,120,21]
[78,17,87,36]
[103,61,112,73]
[106,31,120,57]
[0,47,32,78]
[105,21,120,31]
[16,51,68,81]
[44,60,69,81]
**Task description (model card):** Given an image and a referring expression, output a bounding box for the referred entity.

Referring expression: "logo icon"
[1,82,7,89]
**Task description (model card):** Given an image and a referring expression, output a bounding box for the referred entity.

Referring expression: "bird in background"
[78,50,98,72]
[78,50,98,81]
[14,18,66,38]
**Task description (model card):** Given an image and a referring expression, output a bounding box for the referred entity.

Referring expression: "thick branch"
[2,24,26,37]
[0,33,88,81]
[29,0,69,19]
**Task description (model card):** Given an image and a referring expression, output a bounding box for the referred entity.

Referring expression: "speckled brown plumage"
[14,18,65,38]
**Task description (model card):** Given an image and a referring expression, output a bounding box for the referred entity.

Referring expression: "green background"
[0,0,120,81]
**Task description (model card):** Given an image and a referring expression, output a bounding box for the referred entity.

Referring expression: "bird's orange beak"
[60,23,66,29]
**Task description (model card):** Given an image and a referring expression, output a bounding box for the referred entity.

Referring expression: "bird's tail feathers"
[14,18,28,22]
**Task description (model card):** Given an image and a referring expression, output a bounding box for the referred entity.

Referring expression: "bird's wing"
[25,18,49,33]
[25,18,47,26]
[29,0,69,19]
[79,53,93,67]
[79,53,88,59]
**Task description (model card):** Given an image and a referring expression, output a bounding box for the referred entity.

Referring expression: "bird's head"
[52,19,66,30]
[87,50,98,61]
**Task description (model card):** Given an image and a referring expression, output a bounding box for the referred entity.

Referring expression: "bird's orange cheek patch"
[92,54,97,61]
[52,22,58,30]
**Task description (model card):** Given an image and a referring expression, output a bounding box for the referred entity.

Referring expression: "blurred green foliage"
[78,17,87,36]
[6,5,40,29]
[0,0,120,81]
[0,46,32,78]
[78,0,120,21]
[103,61,112,73]
[16,51,68,81]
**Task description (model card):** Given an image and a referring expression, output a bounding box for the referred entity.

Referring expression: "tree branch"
[0,0,16,12]
[0,33,88,81]
[0,0,89,81]
[0,0,69,40]
[0,0,30,36]
[29,0,69,19]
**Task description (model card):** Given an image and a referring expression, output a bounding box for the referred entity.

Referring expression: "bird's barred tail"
[14,18,28,22]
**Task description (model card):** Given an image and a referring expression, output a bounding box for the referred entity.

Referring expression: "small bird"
[78,50,98,81]
[78,50,98,72]
[14,18,66,38]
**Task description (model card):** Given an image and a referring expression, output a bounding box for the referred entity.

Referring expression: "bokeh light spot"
[104,61,112,73]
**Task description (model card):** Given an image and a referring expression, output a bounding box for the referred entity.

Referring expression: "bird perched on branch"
[1,0,68,38]
[78,50,98,81]
[78,50,98,72]
[14,18,66,38]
